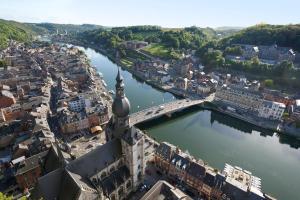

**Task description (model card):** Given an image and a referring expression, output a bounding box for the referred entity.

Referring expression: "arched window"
[138,172,142,180]
[126,181,131,189]
[110,194,116,200]
[110,166,115,173]
[118,186,124,197]
[100,171,107,179]
[117,160,123,168]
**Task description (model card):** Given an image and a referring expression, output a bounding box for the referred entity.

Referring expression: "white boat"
[98,72,103,78]
[109,90,115,95]
[102,80,107,87]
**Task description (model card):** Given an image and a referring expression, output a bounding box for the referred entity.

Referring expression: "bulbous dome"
[112,96,130,117]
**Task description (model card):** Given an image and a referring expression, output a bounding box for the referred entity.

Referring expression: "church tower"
[106,67,131,140]
[105,65,145,190]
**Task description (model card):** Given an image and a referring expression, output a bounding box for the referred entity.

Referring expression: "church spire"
[115,67,124,97]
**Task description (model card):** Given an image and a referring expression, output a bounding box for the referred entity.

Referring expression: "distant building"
[197,82,212,95]
[15,151,48,190]
[235,44,297,64]
[263,90,295,106]
[215,84,264,113]
[258,100,285,120]
[0,90,16,108]
[0,104,23,122]
[175,77,188,91]
[122,40,148,50]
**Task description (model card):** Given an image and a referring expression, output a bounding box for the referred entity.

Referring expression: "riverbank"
[75,45,300,200]
[60,39,300,139]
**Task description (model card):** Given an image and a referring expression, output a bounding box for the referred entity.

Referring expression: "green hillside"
[221,24,300,51]
[0,19,35,49]
[26,23,106,35]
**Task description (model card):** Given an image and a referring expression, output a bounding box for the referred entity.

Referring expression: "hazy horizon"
[1,0,299,28]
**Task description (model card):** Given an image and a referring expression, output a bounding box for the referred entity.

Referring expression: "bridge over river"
[129,94,214,125]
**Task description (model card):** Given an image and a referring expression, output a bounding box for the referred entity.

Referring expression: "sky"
[0,0,299,28]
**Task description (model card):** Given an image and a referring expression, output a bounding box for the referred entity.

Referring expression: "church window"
[100,172,107,179]
[118,186,124,197]
[110,166,115,173]
[126,181,131,189]
[110,194,116,200]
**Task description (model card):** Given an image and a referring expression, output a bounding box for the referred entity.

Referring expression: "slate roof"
[203,171,217,187]
[15,150,48,175]
[156,142,174,161]
[38,138,124,200]
[66,138,122,177]
[221,181,265,200]
[36,168,64,200]
[121,126,143,145]
[186,162,206,179]
[99,165,130,195]
[141,180,193,200]
[170,153,190,170]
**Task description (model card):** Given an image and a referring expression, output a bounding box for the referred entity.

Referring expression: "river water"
[82,47,300,200]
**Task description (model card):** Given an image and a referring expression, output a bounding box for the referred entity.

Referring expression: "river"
[82,46,300,200]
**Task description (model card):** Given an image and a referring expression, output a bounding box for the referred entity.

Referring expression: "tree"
[0,192,12,200]
[251,56,260,66]
[202,50,225,69]
[0,60,7,68]
[264,79,274,88]
[275,60,293,77]
[224,46,243,56]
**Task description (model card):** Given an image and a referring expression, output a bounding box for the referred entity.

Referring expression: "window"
[126,181,131,189]
[110,166,115,173]
[100,172,107,179]
[118,186,124,197]
[110,194,116,200]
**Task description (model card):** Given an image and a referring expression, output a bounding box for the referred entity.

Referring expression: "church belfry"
[105,64,146,190]
[106,66,131,140]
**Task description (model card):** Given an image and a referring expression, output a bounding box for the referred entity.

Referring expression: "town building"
[122,40,148,50]
[0,90,16,108]
[154,142,273,200]
[15,151,48,190]
[141,180,193,200]
[258,100,286,120]
[233,44,297,64]
[215,84,264,113]
[37,68,146,200]
[175,77,188,91]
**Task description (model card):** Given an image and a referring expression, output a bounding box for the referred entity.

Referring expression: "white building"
[197,83,211,95]
[175,78,188,91]
[258,100,286,120]
[68,94,91,112]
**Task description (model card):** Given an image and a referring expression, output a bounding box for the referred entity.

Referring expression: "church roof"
[100,165,130,195]
[112,96,130,117]
[37,139,123,200]
[112,67,131,118]
[66,139,122,177]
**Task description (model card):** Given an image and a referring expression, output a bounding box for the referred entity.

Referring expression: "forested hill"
[221,24,300,51]
[26,23,105,35]
[0,19,106,49]
[0,19,36,49]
